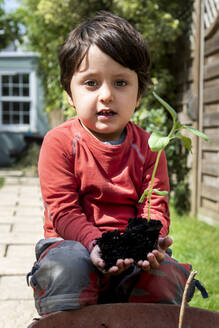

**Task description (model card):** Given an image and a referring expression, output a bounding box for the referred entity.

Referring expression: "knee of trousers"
[30,240,94,295]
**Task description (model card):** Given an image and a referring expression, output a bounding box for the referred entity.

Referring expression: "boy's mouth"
[97,110,116,116]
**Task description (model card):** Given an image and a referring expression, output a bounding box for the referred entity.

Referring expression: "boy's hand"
[90,237,172,274]
[136,236,172,272]
[90,244,134,276]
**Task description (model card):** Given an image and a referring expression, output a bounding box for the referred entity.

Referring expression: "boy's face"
[68,45,141,142]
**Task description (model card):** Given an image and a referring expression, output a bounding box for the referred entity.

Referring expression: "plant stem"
[140,94,177,217]
[147,149,162,220]
[178,270,197,328]
[146,113,177,220]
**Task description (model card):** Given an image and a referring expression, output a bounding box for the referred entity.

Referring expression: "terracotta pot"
[27,303,219,328]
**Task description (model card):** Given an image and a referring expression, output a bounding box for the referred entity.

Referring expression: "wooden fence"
[176,0,219,225]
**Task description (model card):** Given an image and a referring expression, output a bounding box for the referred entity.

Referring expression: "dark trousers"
[27,238,192,315]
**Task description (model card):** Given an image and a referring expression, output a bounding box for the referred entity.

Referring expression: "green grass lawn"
[169,205,219,312]
[0,177,4,188]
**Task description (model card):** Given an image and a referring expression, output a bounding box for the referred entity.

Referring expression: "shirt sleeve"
[38,130,102,249]
[136,149,170,237]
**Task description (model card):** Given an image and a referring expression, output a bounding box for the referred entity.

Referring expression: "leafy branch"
[139,91,210,220]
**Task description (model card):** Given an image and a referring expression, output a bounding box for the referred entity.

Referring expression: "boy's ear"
[67,94,74,107]
[136,95,142,108]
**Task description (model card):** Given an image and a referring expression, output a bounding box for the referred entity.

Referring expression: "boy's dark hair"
[59,11,151,99]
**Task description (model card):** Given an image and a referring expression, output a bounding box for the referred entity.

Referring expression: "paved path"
[0,170,44,328]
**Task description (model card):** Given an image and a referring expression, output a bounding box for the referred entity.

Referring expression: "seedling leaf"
[175,121,183,130]
[153,91,177,121]
[181,135,192,152]
[174,134,192,152]
[183,126,210,142]
[149,133,170,152]
[153,189,169,196]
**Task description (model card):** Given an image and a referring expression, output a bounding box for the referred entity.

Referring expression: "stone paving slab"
[18,179,40,186]
[0,216,43,225]
[0,198,18,206]
[0,206,16,215]
[0,184,20,190]
[3,174,38,181]
[0,170,24,177]
[0,244,6,257]
[0,300,39,328]
[15,207,43,217]
[18,183,40,189]
[3,177,24,185]
[18,190,41,197]
[7,245,36,258]
[17,200,43,207]
[0,232,42,245]
[0,172,43,327]
[0,223,11,232]
[0,257,35,275]
[0,189,19,195]
[0,275,33,300]
[12,223,43,233]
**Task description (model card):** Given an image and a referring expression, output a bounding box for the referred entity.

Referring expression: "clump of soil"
[96,218,162,270]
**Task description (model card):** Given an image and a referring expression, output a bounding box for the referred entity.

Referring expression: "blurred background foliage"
[0,0,21,49]
[4,0,194,214]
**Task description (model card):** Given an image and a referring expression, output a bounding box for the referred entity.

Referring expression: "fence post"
[191,0,204,216]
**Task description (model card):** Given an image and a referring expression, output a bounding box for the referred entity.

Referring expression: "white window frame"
[0,70,37,133]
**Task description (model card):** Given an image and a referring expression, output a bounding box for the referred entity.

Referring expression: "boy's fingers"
[137,259,150,271]
[118,258,134,267]
[158,237,172,251]
[140,260,150,271]
[116,259,124,268]
[108,266,119,274]
[116,258,134,269]
[97,259,105,268]
[90,245,106,271]
[137,252,162,271]
[124,258,134,266]
[152,249,165,263]
[147,252,160,269]
[115,260,124,272]
[93,259,105,272]
[106,258,134,275]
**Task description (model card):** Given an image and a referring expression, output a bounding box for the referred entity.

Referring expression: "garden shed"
[175,0,219,226]
[0,47,50,165]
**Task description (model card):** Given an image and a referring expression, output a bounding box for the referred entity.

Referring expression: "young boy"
[27,11,192,315]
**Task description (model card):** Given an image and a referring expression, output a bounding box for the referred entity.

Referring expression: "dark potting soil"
[96,218,163,270]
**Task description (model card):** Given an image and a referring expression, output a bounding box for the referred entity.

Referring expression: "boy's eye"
[85,80,98,87]
[115,80,127,87]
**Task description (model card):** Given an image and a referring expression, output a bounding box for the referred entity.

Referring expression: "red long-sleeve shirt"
[39,118,170,250]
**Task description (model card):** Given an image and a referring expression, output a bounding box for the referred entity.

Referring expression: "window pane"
[23,102,30,112]
[3,114,10,124]
[2,75,9,84]
[13,87,20,96]
[12,75,19,84]
[23,114,29,124]
[2,101,30,125]
[13,102,20,112]
[1,74,30,98]
[2,87,9,96]
[22,74,29,84]
[2,102,10,111]
[22,87,29,96]
[13,114,20,124]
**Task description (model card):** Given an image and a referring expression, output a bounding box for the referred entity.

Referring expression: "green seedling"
[139,91,210,221]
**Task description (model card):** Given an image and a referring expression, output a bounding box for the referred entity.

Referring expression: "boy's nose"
[99,83,114,104]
